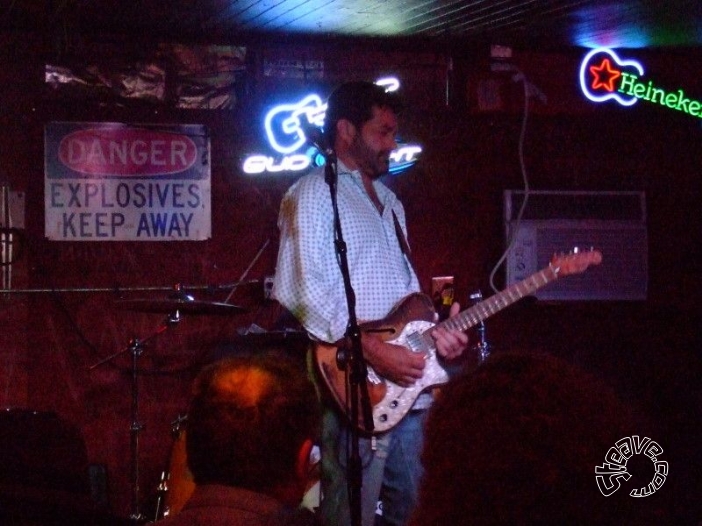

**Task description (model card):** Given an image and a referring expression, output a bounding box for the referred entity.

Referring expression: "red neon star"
[590,58,622,92]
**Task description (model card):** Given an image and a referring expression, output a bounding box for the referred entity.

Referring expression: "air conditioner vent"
[504,191,647,301]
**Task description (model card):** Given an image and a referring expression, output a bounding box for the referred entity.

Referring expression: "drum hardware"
[4,236,272,520]
[102,282,249,522]
[116,240,270,521]
[95,282,247,523]
[469,290,491,363]
[170,413,188,436]
[223,238,269,305]
[117,238,268,317]
[153,470,170,521]
[154,414,195,521]
[115,289,246,316]
[0,278,261,296]
[152,414,188,521]
[90,311,181,524]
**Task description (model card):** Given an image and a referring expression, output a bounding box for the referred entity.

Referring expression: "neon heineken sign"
[580,48,702,118]
[242,77,422,175]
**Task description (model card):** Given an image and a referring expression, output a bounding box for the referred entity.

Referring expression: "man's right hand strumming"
[361,333,426,388]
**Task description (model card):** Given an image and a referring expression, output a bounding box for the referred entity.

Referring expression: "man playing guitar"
[272,81,469,526]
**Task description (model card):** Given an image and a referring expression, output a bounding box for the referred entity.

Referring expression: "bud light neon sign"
[580,48,702,118]
[242,78,422,175]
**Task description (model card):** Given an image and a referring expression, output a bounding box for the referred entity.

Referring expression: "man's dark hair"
[323,81,403,147]
[411,351,666,525]
[185,352,319,493]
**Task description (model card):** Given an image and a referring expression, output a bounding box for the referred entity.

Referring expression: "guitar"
[314,250,603,434]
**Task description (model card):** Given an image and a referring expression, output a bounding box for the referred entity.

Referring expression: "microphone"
[299,121,332,156]
[298,120,337,187]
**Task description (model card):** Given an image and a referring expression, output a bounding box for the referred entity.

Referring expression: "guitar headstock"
[551,248,603,277]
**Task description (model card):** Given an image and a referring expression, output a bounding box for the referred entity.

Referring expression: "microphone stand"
[322,147,374,526]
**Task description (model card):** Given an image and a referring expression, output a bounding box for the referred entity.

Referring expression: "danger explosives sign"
[45,122,211,241]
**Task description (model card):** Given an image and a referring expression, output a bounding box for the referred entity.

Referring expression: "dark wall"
[1,33,700,522]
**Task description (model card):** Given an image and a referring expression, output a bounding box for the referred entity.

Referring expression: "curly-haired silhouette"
[410,351,670,526]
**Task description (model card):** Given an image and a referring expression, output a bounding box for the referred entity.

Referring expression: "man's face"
[348,105,398,179]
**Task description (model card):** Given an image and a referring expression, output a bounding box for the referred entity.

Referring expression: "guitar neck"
[423,264,560,346]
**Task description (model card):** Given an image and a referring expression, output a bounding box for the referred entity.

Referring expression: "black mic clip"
[300,122,328,153]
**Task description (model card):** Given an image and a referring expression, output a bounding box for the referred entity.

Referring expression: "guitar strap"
[392,210,417,273]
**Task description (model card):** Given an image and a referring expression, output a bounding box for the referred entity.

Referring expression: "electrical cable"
[488,69,532,294]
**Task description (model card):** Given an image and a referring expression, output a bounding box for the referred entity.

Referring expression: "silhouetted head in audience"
[186,352,319,506]
[410,351,668,525]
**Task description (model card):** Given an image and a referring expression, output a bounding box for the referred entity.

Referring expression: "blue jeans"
[319,406,427,526]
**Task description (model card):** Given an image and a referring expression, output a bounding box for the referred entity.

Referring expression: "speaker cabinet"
[504,191,647,301]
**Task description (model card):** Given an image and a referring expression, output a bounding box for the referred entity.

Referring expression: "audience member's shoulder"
[412,350,663,526]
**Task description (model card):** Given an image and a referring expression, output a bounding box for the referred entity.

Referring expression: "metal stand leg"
[90,312,179,524]
[469,291,491,363]
[129,338,145,524]
[152,414,188,521]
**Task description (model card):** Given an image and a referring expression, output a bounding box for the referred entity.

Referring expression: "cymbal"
[116,298,246,315]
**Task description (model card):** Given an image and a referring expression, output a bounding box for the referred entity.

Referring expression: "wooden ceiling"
[2,0,702,51]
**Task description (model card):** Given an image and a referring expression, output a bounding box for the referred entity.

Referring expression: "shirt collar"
[336,159,359,178]
[336,160,364,191]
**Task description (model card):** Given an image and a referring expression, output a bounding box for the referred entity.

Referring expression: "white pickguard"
[368,320,449,433]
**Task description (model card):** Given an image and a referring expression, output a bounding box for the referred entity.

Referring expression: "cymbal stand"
[153,414,188,521]
[90,310,181,524]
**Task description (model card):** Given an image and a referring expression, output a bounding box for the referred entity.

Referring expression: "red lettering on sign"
[58,128,198,176]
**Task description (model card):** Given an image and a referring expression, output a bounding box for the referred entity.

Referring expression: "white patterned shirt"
[273,161,420,343]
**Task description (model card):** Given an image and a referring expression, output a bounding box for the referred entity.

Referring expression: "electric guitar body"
[314,250,603,434]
